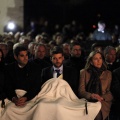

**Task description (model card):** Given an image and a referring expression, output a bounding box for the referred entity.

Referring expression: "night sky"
[24,0,120,33]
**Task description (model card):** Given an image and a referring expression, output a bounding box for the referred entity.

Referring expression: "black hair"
[50,46,63,56]
[91,43,102,51]
[70,42,81,50]
[98,20,105,24]
[13,44,27,57]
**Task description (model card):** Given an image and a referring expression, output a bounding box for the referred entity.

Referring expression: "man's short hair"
[70,42,81,50]
[50,46,63,56]
[13,44,27,56]
[104,46,116,56]
[98,20,105,25]
[91,42,102,51]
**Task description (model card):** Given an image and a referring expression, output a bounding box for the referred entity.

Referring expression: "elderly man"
[104,46,119,71]
[33,43,51,70]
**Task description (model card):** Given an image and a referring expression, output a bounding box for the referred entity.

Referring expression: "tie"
[55,69,61,77]
[107,64,112,71]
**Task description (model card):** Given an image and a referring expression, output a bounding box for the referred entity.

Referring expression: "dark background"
[24,0,120,34]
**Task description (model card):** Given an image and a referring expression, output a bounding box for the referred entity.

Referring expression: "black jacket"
[5,61,42,101]
[0,71,6,100]
[111,67,120,113]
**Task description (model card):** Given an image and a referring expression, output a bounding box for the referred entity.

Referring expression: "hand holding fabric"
[12,97,27,106]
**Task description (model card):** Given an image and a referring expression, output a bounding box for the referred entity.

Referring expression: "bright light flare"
[7,22,16,30]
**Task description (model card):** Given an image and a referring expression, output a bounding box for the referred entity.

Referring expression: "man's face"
[35,46,46,59]
[56,36,63,45]
[0,45,8,57]
[63,44,70,56]
[51,53,64,68]
[14,51,28,67]
[71,45,81,57]
[28,44,35,55]
[105,49,116,63]
[98,23,105,31]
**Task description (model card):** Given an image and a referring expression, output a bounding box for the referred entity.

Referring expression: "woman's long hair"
[85,50,107,97]
[85,50,107,70]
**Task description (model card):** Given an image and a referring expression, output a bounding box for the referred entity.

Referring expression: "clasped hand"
[12,97,27,106]
[91,93,103,102]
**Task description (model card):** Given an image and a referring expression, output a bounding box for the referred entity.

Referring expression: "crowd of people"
[0,20,120,120]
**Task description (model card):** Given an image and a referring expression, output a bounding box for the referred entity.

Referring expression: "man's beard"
[53,62,62,68]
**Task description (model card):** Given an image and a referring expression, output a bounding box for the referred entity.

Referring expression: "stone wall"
[0,0,23,34]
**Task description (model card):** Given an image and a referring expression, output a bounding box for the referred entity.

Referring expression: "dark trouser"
[109,103,120,120]
[95,111,103,120]
[94,111,109,120]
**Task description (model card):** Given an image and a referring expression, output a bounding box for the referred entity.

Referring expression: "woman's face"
[91,53,103,68]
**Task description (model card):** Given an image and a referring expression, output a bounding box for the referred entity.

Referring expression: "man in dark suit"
[5,44,41,107]
[33,43,51,71]
[110,67,120,120]
[0,70,6,108]
[41,46,79,96]
[104,46,119,72]
[63,42,85,82]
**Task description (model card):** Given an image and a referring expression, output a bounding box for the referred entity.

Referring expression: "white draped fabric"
[0,78,101,120]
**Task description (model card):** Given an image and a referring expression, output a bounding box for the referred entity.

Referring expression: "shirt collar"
[53,65,63,73]
[18,64,25,68]
[106,62,113,65]
[98,29,104,33]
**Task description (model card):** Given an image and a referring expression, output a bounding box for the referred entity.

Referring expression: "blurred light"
[97,14,101,18]
[7,22,16,30]
[92,25,96,29]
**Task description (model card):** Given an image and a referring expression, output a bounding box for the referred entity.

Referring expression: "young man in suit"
[41,46,79,96]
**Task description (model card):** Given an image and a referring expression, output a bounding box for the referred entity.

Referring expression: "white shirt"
[53,65,63,78]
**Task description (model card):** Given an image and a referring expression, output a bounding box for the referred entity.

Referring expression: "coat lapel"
[63,66,68,80]
[50,67,54,78]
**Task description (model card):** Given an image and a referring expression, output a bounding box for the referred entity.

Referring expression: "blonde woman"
[78,51,113,120]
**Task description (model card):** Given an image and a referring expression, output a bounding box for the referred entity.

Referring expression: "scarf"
[86,65,106,96]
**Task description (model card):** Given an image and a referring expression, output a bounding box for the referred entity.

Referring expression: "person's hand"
[91,93,103,102]
[12,97,27,106]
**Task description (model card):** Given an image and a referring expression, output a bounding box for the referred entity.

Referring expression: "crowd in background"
[0,20,120,120]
